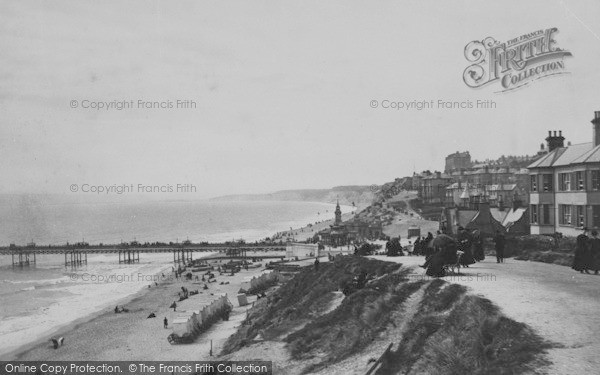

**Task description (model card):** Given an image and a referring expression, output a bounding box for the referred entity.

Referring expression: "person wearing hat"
[572,227,590,274]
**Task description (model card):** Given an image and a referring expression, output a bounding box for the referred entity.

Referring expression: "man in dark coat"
[494,230,505,263]
[589,229,600,275]
[572,227,591,273]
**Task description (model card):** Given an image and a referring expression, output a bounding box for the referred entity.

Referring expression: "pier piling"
[118,249,140,264]
[64,250,88,268]
[11,250,36,268]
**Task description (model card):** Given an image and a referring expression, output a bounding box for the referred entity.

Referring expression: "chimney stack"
[592,111,600,147]
[546,130,565,152]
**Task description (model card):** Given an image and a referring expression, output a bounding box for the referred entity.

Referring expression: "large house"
[528,111,600,236]
[418,171,453,205]
[445,151,472,173]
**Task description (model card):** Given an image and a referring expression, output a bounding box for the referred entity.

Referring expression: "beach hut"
[407,226,421,238]
[172,318,190,337]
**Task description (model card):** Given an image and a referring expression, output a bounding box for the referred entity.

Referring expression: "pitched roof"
[465,205,505,234]
[527,142,598,168]
[457,210,477,226]
[490,208,509,223]
[502,207,527,227]
[487,184,517,191]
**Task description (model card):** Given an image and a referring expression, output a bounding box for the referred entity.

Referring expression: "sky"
[1,0,600,199]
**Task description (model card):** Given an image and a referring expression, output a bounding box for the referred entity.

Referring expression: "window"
[592,170,600,191]
[530,175,537,192]
[542,204,550,225]
[576,205,585,227]
[560,205,572,225]
[559,173,571,191]
[542,174,553,192]
[530,204,538,223]
[576,171,585,191]
[593,206,600,228]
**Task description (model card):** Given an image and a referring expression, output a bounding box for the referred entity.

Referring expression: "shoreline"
[2,201,366,361]
[7,256,266,361]
[4,278,155,360]
[2,260,178,360]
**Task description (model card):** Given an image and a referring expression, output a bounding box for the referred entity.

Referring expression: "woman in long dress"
[457,227,476,266]
[472,230,485,261]
[572,228,590,273]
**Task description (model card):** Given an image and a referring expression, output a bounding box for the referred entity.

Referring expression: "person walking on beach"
[572,227,590,274]
[314,257,320,271]
[164,317,168,328]
[494,230,505,263]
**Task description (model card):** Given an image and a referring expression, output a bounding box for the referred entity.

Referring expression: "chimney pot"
[559,130,562,137]
[548,130,552,136]
[553,131,557,136]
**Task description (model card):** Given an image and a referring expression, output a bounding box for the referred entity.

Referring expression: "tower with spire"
[334,200,342,225]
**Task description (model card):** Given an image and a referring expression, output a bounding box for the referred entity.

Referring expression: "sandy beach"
[9,259,269,361]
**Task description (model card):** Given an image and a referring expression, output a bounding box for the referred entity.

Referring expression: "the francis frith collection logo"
[463,27,572,92]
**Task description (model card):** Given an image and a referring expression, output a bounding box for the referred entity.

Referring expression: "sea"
[0,196,354,358]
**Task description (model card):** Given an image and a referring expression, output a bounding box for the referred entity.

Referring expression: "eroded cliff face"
[220,256,552,375]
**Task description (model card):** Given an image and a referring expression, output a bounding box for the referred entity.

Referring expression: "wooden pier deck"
[0,245,287,267]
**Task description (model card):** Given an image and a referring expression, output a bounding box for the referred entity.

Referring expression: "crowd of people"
[572,227,600,275]
[409,227,506,277]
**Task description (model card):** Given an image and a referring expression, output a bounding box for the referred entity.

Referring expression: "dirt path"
[374,255,600,374]
[381,192,439,241]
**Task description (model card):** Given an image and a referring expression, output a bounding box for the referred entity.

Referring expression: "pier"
[2,245,287,268]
